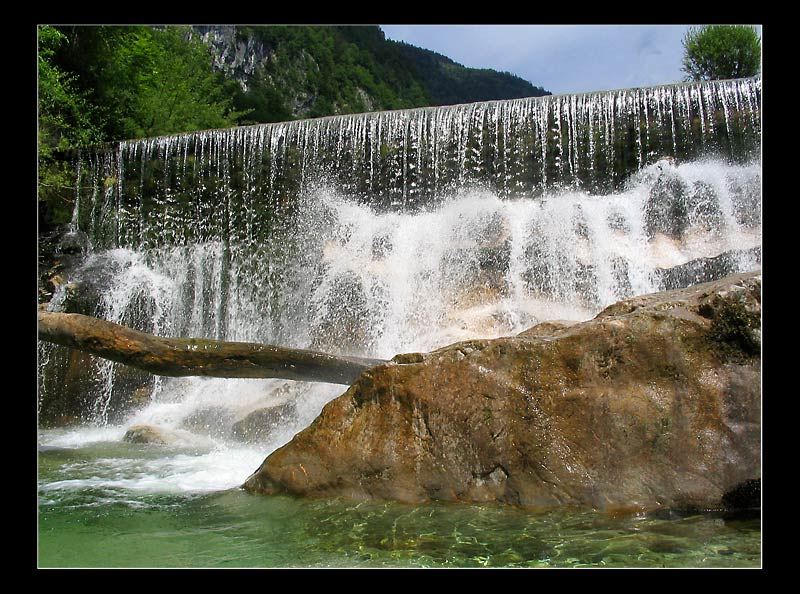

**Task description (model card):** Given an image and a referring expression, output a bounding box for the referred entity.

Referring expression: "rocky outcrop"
[37,344,154,428]
[38,226,90,305]
[192,26,270,92]
[643,163,728,240]
[244,271,761,513]
[230,401,298,443]
[656,247,761,292]
[47,252,125,316]
[180,406,237,439]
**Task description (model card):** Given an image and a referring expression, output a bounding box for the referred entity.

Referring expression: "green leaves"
[39,24,546,143]
[40,26,247,144]
[37,26,103,149]
[681,25,761,81]
[37,25,246,228]
[38,26,106,227]
[231,26,432,121]
[102,27,245,139]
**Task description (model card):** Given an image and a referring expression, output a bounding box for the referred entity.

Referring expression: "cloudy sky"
[379,25,762,96]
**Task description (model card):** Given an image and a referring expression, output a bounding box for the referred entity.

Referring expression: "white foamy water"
[38,377,345,495]
[40,158,761,496]
[41,157,761,496]
[286,158,761,357]
[38,442,268,495]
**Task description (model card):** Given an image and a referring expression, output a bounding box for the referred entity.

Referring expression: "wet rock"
[515,320,576,340]
[371,234,392,260]
[245,272,761,513]
[442,241,512,306]
[123,424,180,445]
[128,384,155,409]
[309,271,374,355]
[38,226,90,305]
[123,424,213,448]
[656,247,761,292]
[107,381,156,422]
[476,242,511,290]
[37,344,153,428]
[57,229,90,256]
[721,478,760,511]
[230,401,298,443]
[685,181,725,233]
[728,173,762,228]
[644,168,690,239]
[38,347,100,427]
[52,253,126,316]
[180,406,237,438]
[644,170,737,241]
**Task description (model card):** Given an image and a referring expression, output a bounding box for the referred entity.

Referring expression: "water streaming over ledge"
[38,78,762,514]
[75,77,760,246]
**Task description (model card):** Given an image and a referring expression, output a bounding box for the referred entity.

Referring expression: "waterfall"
[73,77,760,245]
[39,78,761,459]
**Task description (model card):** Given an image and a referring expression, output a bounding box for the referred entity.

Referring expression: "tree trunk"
[37,310,387,385]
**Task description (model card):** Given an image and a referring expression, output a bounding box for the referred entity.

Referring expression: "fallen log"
[37,310,387,385]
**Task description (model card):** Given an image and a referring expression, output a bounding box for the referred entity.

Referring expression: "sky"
[379,25,762,96]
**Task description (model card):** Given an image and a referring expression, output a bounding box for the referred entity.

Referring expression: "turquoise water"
[37,440,761,569]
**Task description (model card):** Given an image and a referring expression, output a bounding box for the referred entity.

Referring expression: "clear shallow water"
[37,439,761,569]
[37,158,763,569]
[38,79,762,570]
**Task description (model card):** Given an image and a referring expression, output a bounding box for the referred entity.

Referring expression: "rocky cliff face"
[189,25,548,121]
[191,25,350,118]
[192,26,269,92]
[244,271,761,512]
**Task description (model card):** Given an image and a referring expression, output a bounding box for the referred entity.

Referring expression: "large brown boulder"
[243,272,761,512]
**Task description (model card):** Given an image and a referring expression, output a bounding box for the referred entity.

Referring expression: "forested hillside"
[37,24,550,230]
[389,40,547,106]
[210,26,550,123]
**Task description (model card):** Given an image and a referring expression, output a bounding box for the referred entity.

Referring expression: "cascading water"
[38,77,761,505]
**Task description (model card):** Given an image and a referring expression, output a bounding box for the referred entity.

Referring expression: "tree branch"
[37,310,387,385]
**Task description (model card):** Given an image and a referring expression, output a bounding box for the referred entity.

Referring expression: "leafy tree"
[681,25,761,81]
[100,26,246,138]
[47,26,246,140]
[234,26,433,119]
[38,25,248,228]
[38,23,553,236]
[38,25,104,228]
[38,26,103,148]
[231,65,294,125]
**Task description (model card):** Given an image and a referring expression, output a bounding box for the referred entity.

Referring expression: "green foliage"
[232,66,294,125]
[232,26,432,121]
[37,24,552,227]
[38,25,249,228]
[42,24,550,140]
[38,26,103,149]
[46,26,246,140]
[38,26,104,228]
[230,26,547,122]
[92,26,245,139]
[681,25,761,81]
